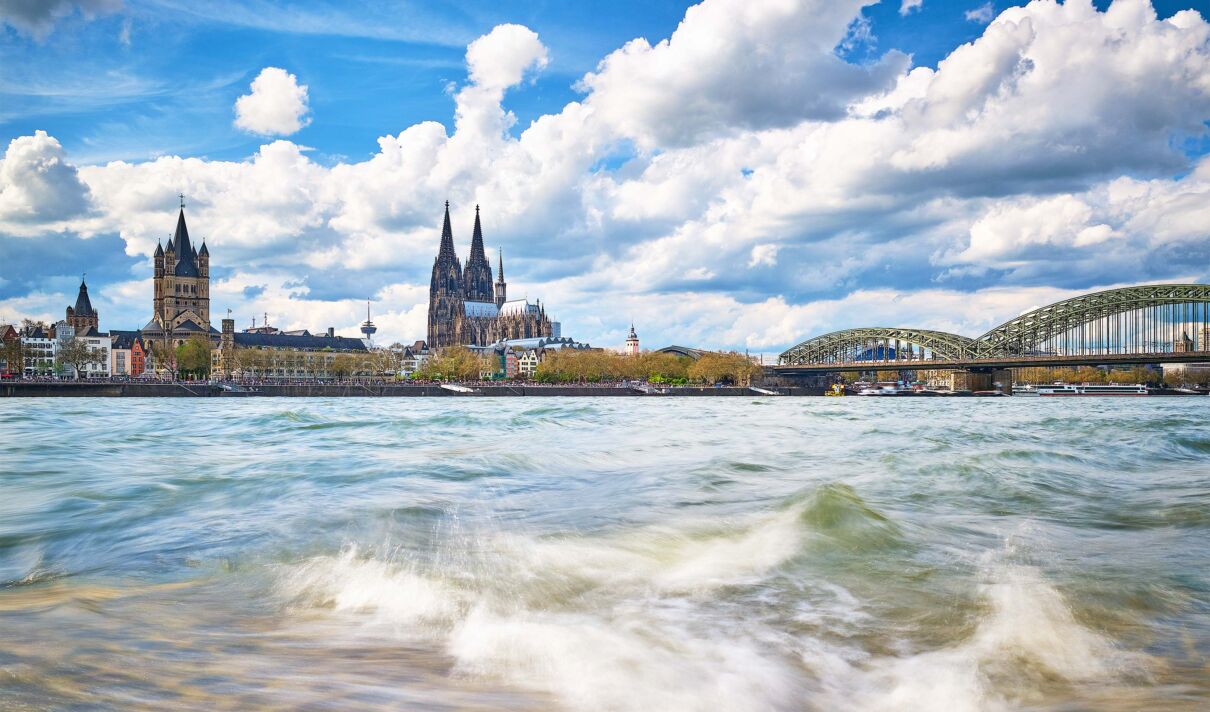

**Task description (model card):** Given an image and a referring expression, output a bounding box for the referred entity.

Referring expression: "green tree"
[415,346,487,381]
[175,335,212,379]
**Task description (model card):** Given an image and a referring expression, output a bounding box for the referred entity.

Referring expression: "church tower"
[494,248,507,307]
[625,323,640,356]
[427,201,465,349]
[148,200,211,342]
[65,278,99,333]
[462,205,494,302]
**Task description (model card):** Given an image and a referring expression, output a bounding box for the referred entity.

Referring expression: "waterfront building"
[468,336,593,379]
[397,341,429,378]
[142,203,214,347]
[54,320,110,378]
[516,348,541,378]
[427,203,554,349]
[0,324,19,375]
[18,325,55,376]
[625,323,640,355]
[109,331,147,377]
[213,318,369,380]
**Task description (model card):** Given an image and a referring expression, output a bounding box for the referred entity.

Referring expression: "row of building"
[1,202,618,381]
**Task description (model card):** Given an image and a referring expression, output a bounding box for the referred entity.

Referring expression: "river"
[1,397,1207,710]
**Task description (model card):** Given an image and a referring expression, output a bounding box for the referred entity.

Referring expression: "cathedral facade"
[142,205,213,345]
[428,203,553,349]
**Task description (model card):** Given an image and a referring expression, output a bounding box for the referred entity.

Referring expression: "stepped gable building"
[142,202,213,346]
[65,278,100,334]
[427,202,553,349]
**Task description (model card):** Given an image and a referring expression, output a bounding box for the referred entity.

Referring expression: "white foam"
[834,563,1129,712]
[276,510,814,710]
[276,514,1136,711]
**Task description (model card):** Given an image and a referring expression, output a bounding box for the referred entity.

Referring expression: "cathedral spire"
[469,204,486,261]
[438,200,457,260]
[494,246,507,307]
[462,204,493,302]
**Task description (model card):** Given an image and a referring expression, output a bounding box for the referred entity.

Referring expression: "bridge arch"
[779,328,976,366]
[777,284,1210,367]
[972,284,1210,357]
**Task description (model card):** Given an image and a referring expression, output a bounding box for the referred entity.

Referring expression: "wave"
[274,486,912,711]
[825,561,1143,712]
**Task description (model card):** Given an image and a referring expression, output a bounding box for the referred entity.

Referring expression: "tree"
[175,335,212,379]
[149,339,179,380]
[330,353,359,380]
[688,352,762,385]
[1,337,25,375]
[55,337,105,380]
[415,346,489,381]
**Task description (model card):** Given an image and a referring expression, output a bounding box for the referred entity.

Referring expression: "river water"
[1,397,1207,711]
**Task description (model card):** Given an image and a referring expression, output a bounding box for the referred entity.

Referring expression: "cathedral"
[141,202,213,345]
[428,202,553,349]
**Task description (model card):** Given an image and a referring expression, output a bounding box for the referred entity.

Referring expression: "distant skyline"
[2,0,1209,352]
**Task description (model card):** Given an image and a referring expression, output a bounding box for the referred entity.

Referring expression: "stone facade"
[143,206,211,346]
[427,203,553,349]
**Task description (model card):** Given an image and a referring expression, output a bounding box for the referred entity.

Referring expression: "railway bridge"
[774,284,1210,391]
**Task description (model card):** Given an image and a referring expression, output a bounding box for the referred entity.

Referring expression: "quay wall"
[1,382,825,398]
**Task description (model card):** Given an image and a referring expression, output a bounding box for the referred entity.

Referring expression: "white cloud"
[0,130,92,231]
[965,2,995,24]
[233,67,312,136]
[748,244,779,268]
[577,0,906,148]
[465,24,548,92]
[901,0,924,17]
[5,1,1210,351]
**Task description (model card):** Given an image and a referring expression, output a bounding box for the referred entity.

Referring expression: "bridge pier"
[949,368,1012,395]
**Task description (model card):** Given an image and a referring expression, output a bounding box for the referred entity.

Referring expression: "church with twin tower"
[427,202,553,349]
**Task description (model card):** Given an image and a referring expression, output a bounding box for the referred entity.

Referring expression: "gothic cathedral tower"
[427,202,464,349]
[151,204,211,338]
[462,205,494,302]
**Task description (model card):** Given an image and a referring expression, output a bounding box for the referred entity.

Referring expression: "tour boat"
[1037,384,1148,396]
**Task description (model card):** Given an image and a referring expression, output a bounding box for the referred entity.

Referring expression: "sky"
[1,0,1209,354]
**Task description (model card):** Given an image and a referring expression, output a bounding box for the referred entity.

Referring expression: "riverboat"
[1037,384,1148,396]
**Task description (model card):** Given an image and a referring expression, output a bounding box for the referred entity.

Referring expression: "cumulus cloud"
[966,3,996,24]
[577,0,907,148]
[465,24,548,92]
[233,67,312,136]
[5,0,1210,350]
[0,130,92,230]
[901,0,924,16]
[0,0,120,38]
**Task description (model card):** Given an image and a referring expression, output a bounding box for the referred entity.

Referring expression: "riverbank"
[0,381,825,397]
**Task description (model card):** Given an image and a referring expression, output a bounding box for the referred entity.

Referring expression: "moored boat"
[1037,384,1148,396]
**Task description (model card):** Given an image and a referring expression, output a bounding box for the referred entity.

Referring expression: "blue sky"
[2,0,1210,351]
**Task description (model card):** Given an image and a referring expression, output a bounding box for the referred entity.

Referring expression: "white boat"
[1037,384,1148,396]
[1013,384,1040,396]
[858,383,904,396]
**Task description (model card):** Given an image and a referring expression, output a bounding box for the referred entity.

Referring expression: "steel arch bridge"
[777,284,1210,372]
